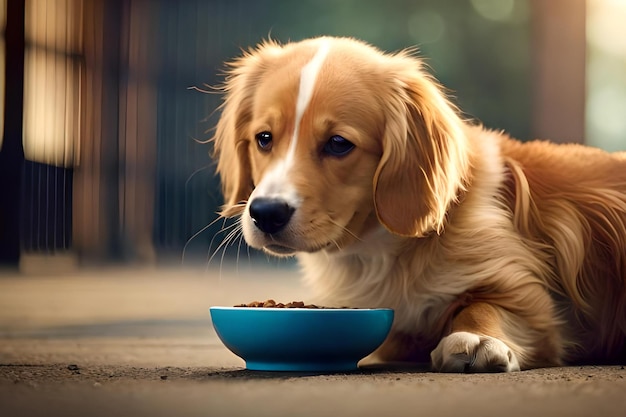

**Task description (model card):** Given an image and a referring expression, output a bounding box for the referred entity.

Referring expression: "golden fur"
[212,36,626,371]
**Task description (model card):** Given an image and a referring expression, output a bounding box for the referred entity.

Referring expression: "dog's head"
[213,36,470,256]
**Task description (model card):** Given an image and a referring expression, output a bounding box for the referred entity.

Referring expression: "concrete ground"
[1,263,625,417]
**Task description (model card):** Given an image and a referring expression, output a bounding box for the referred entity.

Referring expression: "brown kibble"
[236,300,315,308]
[233,300,350,309]
[284,301,305,308]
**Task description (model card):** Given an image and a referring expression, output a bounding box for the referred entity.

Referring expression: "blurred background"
[0,0,624,272]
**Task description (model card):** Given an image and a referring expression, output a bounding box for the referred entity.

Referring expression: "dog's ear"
[213,42,279,217]
[373,55,471,237]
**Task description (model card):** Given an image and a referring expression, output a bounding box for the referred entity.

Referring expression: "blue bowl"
[209,307,394,372]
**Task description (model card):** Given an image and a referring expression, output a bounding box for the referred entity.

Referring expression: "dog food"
[234,299,319,308]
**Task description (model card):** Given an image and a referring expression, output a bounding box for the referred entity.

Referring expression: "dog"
[212,36,626,372]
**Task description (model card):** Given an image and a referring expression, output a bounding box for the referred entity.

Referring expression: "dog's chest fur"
[298,230,476,339]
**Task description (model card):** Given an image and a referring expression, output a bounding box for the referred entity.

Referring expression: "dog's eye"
[323,135,354,157]
[255,131,273,151]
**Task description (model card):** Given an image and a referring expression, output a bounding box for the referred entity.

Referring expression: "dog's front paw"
[430,331,520,373]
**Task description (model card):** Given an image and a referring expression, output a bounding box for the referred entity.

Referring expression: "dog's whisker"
[220,225,244,278]
[327,218,364,244]
[184,164,214,189]
[205,218,243,280]
[227,224,245,274]
[204,216,241,265]
[329,238,342,251]
[183,220,224,265]
[210,221,243,267]
[235,229,250,274]
[206,218,240,270]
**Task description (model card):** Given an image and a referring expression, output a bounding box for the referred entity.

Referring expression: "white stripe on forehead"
[250,40,330,202]
[286,40,330,163]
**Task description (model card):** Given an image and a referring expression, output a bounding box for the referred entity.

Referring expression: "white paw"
[430,331,520,373]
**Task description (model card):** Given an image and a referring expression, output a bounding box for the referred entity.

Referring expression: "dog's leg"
[430,302,521,372]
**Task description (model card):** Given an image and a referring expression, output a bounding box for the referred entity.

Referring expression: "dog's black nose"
[249,198,295,234]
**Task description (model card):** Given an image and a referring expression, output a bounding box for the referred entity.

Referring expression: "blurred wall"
[3,0,620,269]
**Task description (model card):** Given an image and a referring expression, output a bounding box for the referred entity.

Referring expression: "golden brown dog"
[212,36,626,372]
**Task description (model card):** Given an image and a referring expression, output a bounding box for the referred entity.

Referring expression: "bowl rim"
[209,306,394,312]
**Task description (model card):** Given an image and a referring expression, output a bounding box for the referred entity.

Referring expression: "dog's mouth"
[262,240,335,256]
[263,244,297,256]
